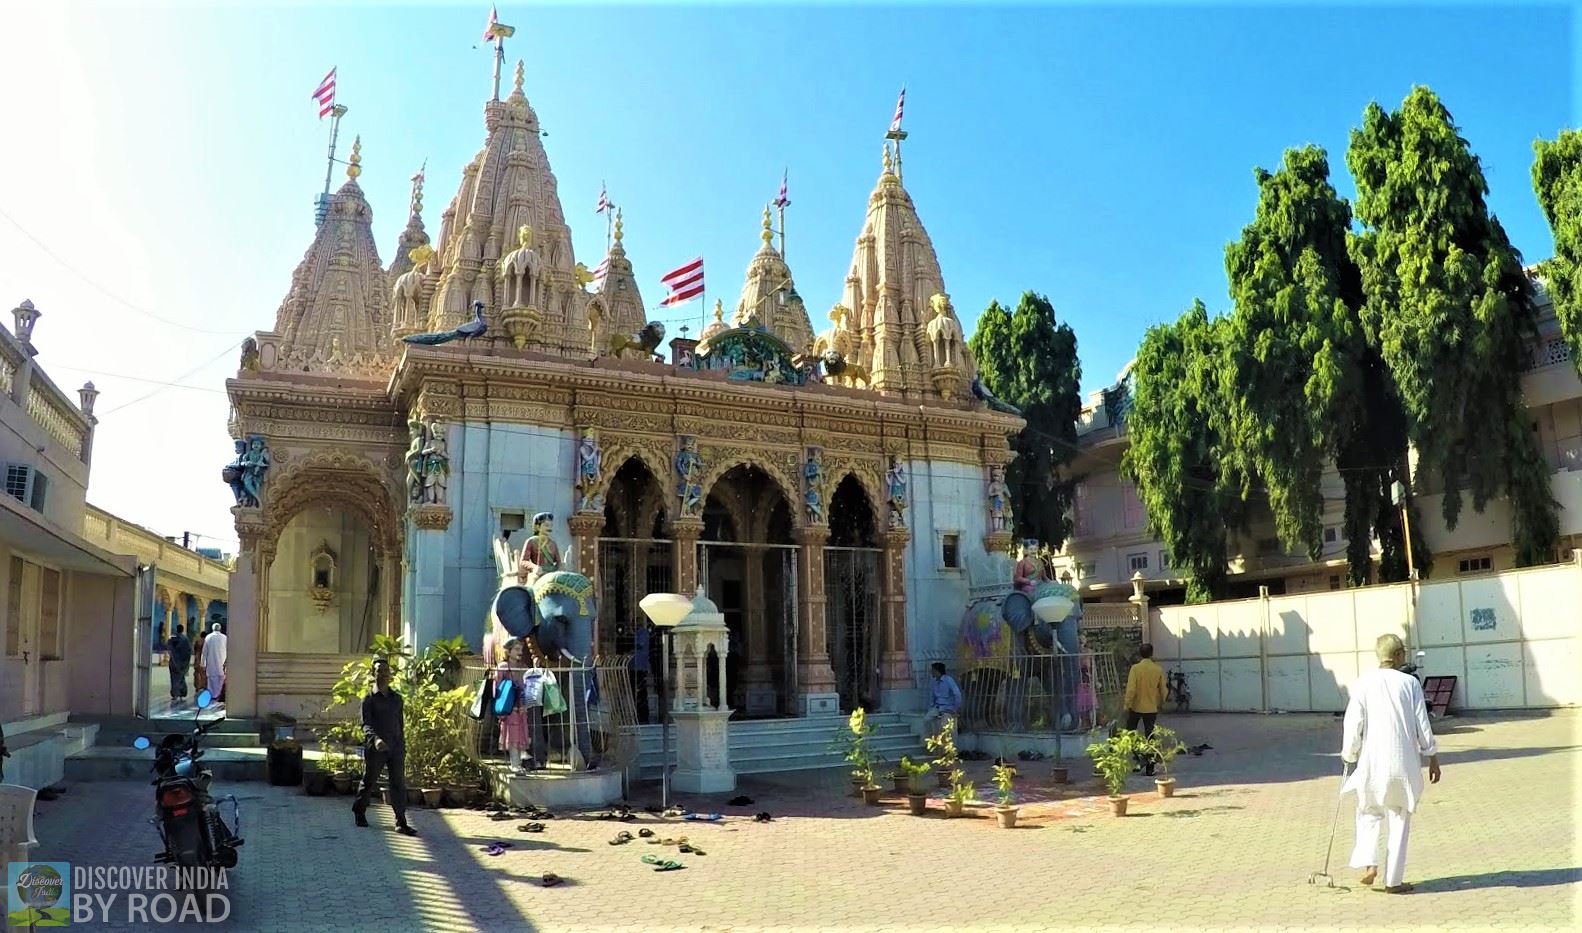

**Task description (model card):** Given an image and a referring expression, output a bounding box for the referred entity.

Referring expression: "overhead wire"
[97,338,245,417]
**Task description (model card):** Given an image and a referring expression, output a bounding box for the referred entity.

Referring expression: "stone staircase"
[0,712,99,789]
[65,714,278,783]
[632,712,925,780]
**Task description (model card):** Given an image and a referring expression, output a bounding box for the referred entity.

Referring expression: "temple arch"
[826,474,884,711]
[595,456,672,720]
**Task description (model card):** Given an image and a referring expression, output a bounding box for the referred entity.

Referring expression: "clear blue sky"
[0,1,1572,550]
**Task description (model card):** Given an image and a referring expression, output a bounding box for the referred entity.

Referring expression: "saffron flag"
[484,5,515,40]
[596,183,610,214]
[889,86,905,134]
[774,169,790,209]
[312,68,337,118]
[659,257,705,307]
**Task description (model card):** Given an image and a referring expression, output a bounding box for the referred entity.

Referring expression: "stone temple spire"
[587,208,647,354]
[425,57,589,357]
[388,161,431,278]
[734,204,814,353]
[270,138,394,380]
[830,131,976,400]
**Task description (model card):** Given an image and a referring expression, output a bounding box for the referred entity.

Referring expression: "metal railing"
[917,649,1123,735]
[460,656,641,774]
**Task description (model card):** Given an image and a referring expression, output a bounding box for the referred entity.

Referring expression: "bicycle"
[1166,669,1191,713]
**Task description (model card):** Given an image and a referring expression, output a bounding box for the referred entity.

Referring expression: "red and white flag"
[592,258,610,281]
[659,257,704,307]
[312,67,337,118]
[773,169,790,209]
[596,183,610,214]
[889,86,905,134]
[483,5,515,41]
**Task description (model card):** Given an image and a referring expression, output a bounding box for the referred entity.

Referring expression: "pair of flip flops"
[609,831,635,845]
[678,843,706,855]
[645,835,685,846]
[753,812,773,823]
[540,873,563,887]
[637,828,655,838]
[518,822,546,833]
[595,808,635,821]
[641,855,684,872]
[481,841,514,857]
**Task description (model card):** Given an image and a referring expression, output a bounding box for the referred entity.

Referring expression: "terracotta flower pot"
[332,773,356,795]
[891,774,909,794]
[861,785,884,806]
[422,788,443,808]
[906,793,928,816]
[851,778,868,799]
[1108,795,1129,817]
[1155,777,1176,798]
[1050,767,1069,785]
[944,799,965,818]
[995,805,1019,828]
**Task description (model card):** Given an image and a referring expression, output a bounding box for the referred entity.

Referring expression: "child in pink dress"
[498,641,533,773]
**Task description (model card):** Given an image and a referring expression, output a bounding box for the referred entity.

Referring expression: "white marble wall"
[901,458,992,660]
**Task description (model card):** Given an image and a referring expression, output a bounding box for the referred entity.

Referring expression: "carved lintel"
[412,504,453,530]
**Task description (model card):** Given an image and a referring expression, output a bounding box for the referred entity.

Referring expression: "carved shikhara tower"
[224,53,1021,723]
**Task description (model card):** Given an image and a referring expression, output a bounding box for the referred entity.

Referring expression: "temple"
[223,46,1021,724]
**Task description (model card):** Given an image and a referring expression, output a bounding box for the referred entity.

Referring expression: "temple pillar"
[567,512,602,647]
[408,504,452,650]
[880,528,913,709]
[226,506,265,717]
[794,524,839,716]
[742,544,775,716]
[672,517,703,597]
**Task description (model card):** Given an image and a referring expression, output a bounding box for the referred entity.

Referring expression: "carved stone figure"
[404,417,427,503]
[803,448,826,524]
[239,435,271,507]
[886,456,907,528]
[500,225,542,310]
[222,439,248,504]
[676,436,705,518]
[239,338,260,373]
[1013,539,1049,595]
[517,512,563,585]
[419,420,450,505]
[926,293,964,368]
[576,430,604,513]
[987,463,1011,533]
[392,244,435,332]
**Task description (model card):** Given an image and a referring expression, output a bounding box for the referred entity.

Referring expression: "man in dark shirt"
[166,625,192,704]
[353,658,416,836]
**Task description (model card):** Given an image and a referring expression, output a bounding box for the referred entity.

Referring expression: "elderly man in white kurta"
[1340,633,1442,893]
[201,623,228,702]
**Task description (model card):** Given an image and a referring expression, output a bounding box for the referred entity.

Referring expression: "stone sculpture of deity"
[926,293,964,368]
[576,430,604,513]
[676,436,705,518]
[404,418,427,503]
[987,463,1010,533]
[222,439,249,505]
[886,456,908,529]
[803,448,826,524]
[500,225,542,310]
[419,420,449,505]
[239,436,271,507]
[517,511,563,584]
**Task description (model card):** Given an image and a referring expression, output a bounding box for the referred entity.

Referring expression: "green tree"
[1122,301,1247,602]
[1532,129,1582,374]
[1348,86,1559,566]
[1222,145,1417,585]
[967,292,1083,548]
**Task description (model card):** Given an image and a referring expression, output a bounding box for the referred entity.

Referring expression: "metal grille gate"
[698,542,799,716]
[825,546,881,712]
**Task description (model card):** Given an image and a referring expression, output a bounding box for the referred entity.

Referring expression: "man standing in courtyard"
[201,622,227,702]
[355,658,416,836]
[1341,633,1441,893]
[166,624,192,705]
[1123,643,1167,774]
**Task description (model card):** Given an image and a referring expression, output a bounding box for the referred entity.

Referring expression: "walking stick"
[1308,763,1350,889]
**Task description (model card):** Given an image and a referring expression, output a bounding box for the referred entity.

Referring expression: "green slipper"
[641,855,684,872]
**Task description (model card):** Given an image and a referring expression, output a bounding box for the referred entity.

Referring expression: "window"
[1323,526,1338,545]
[1457,556,1492,574]
[1122,483,1144,530]
[1127,552,1149,572]
[39,567,61,659]
[4,464,32,503]
[29,471,47,512]
[941,533,960,569]
[1159,550,1171,571]
[1328,574,1342,591]
[1080,562,1097,578]
[499,511,525,541]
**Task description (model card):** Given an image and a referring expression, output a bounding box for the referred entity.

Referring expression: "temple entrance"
[698,465,797,718]
[264,505,382,654]
[596,456,672,724]
[826,476,882,712]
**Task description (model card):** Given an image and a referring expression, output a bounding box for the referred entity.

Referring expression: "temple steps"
[633,711,925,779]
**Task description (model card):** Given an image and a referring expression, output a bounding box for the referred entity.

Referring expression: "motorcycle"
[1399,650,1428,684]
[132,689,244,869]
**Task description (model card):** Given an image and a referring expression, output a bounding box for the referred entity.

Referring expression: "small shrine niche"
[309,541,338,611]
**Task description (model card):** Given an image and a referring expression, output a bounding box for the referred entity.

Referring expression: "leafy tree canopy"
[1532,129,1582,375]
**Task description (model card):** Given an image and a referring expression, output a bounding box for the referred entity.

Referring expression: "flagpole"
[316,104,349,226]
[492,33,504,101]
[778,200,787,262]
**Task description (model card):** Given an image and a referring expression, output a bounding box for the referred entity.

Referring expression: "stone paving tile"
[22,711,1580,931]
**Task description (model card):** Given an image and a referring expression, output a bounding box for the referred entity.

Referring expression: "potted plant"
[303,761,332,796]
[924,718,960,789]
[1143,726,1185,797]
[889,766,909,794]
[836,708,878,799]
[1087,730,1141,816]
[991,763,1019,828]
[902,758,933,815]
[943,769,975,818]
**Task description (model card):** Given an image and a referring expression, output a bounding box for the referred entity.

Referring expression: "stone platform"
[486,763,624,810]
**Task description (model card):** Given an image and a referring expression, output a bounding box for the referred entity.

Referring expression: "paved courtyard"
[26,711,1580,931]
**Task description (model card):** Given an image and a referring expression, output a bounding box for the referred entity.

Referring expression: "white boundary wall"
[1149,551,1582,712]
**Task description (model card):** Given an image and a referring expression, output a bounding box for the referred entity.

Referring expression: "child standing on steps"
[498,640,533,774]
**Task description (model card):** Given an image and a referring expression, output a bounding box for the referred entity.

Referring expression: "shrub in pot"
[889,768,909,794]
[902,758,932,815]
[834,708,878,798]
[925,719,960,789]
[1143,726,1185,797]
[991,763,1018,828]
[303,765,332,796]
[944,769,974,818]
[1087,730,1142,816]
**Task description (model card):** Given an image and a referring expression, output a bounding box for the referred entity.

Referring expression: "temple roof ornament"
[700,300,728,342]
[389,161,430,279]
[267,156,395,380]
[733,205,814,353]
[590,207,647,350]
[820,131,977,400]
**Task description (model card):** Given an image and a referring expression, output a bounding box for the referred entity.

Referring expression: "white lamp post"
[639,592,693,809]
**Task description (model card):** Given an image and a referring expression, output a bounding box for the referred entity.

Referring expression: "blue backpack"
[493,676,518,716]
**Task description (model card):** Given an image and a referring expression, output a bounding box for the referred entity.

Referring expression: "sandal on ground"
[662,806,684,818]
[481,842,513,857]
[609,831,634,845]
[641,855,684,872]
[637,828,655,838]
[753,812,773,823]
[678,844,705,855]
[488,812,514,821]
[1376,883,1414,894]
[1359,869,1378,887]
[518,822,546,833]
[541,873,563,887]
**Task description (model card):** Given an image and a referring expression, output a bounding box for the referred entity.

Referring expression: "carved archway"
[697,452,800,519]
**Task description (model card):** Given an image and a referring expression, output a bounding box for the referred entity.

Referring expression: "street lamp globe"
[640,592,692,628]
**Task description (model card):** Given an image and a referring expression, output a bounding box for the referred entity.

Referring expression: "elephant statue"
[489,541,600,770]
[954,580,1083,732]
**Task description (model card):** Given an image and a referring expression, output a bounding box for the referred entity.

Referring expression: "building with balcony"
[1052,281,1582,603]
[1,300,138,788]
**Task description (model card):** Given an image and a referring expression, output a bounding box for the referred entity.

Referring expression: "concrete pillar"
[794,524,839,716]
[672,518,703,596]
[227,505,265,718]
[408,506,452,650]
